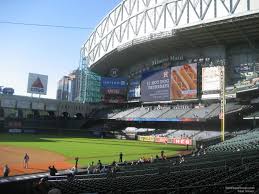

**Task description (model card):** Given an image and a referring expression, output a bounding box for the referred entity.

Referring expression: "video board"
[101,77,127,103]
[202,66,223,99]
[202,66,222,91]
[141,68,171,102]
[171,63,197,100]
[128,79,141,99]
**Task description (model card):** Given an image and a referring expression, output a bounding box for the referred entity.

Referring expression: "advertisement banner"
[141,68,171,102]
[138,136,145,141]
[101,77,127,103]
[102,88,126,95]
[138,136,192,145]
[171,138,192,145]
[27,73,48,95]
[101,77,127,88]
[103,98,125,103]
[125,117,205,122]
[201,93,220,99]
[142,136,155,142]
[171,64,197,100]
[202,66,222,92]
[155,137,168,143]
[128,79,141,98]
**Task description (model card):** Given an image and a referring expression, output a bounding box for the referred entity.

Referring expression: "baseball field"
[0,133,187,176]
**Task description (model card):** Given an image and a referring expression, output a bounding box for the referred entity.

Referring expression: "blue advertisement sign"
[101,77,127,88]
[141,68,171,102]
[128,79,141,98]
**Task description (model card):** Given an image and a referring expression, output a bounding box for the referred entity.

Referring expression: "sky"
[0,0,122,99]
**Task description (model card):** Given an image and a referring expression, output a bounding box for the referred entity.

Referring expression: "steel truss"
[83,0,258,66]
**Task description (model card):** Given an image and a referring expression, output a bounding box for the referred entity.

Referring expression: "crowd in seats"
[2,129,258,193]
[43,130,259,193]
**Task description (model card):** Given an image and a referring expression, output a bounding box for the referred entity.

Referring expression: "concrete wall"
[0,94,99,118]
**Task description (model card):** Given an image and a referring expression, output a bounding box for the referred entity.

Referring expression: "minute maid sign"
[27,73,48,95]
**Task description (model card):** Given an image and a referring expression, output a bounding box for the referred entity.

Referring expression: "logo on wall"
[163,71,169,78]
[110,68,119,77]
[32,77,44,88]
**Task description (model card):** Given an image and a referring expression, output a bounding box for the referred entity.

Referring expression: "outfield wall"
[138,135,192,145]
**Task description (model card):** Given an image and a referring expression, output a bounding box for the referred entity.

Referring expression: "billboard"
[27,73,48,95]
[202,66,224,99]
[102,88,126,95]
[138,136,192,145]
[101,77,127,88]
[101,77,127,103]
[171,63,197,100]
[141,68,171,102]
[128,79,140,99]
[202,66,222,92]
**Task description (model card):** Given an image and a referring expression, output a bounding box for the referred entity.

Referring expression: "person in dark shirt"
[3,164,10,177]
[161,150,165,159]
[49,165,57,176]
[97,160,103,170]
[119,152,123,162]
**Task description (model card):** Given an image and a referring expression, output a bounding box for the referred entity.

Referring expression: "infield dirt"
[0,145,72,176]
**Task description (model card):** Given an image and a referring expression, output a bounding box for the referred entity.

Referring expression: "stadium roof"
[82,0,259,75]
[90,12,259,74]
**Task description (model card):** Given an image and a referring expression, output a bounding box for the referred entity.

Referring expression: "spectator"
[49,165,57,176]
[71,166,78,175]
[100,166,106,173]
[34,177,49,194]
[111,160,116,166]
[48,188,62,194]
[138,157,144,164]
[3,164,10,177]
[150,155,154,163]
[119,152,123,163]
[75,157,79,169]
[86,162,95,174]
[97,160,103,170]
[67,166,77,181]
[24,153,30,168]
[161,150,166,160]
[161,150,164,159]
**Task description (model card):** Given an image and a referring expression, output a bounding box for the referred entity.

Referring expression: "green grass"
[0,133,187,166]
